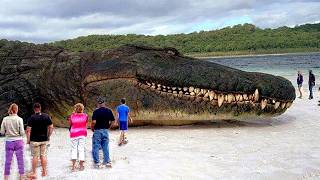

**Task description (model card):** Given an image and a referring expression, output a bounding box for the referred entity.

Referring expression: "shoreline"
[188,51,320,59]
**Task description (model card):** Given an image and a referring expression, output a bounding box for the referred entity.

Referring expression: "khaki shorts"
[30,141,49,157]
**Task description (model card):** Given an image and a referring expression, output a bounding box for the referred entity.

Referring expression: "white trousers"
[71,137,86,161]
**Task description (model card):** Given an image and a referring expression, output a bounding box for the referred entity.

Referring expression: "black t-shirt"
[27,113,53,142]
[92,107,115,130]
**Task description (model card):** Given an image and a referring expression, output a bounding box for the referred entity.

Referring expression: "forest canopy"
[51,23,320,56]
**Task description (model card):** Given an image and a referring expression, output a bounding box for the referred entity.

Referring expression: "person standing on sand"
[116,98,133,146]
[26,103,53,178]
[297,71,303,98]
[68,103,88,171]
[308,70,316,99]
[0,103,25,180]
[91,97,115,168]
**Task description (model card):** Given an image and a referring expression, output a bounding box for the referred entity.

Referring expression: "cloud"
[0,0,319,43]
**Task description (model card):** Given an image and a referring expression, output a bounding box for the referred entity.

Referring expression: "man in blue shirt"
[116,98,133,146]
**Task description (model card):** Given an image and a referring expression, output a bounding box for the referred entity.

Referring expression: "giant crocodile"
[0,40,295,127]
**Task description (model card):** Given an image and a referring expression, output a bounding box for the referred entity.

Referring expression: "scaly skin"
[0,40,295,127]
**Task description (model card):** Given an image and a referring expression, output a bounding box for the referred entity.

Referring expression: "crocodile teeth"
[274,102,280,109]
[239,95,243,102]
[236,94,243,102]
[201,89,207,94]
[173,91,177,94]
[243,94,248,100]
[204,92,209,98]
[179,91,183,95]
[183,87,188,91]
[261,99,267,110]
[194,88,200,94]
[254,89,259,102]
[151,85,156,89]
[146,82,151,86]
[227,94,235,103]
[208,91,215,101]
[190,92,195,96]
[157,84,161,87]
[281,102,286,109]
[172,87,177,90]
[218,94,224,107]
[286,102,292,108]
[189,86,194,92]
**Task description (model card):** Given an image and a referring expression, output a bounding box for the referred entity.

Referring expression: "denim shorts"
[119,121,128,131]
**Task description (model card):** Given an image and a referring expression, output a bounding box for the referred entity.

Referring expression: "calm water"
[208,53,320,87]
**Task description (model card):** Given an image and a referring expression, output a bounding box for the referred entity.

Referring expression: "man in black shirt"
[91,97,115,168]
[26,103,53,178]
[308,70,316,99]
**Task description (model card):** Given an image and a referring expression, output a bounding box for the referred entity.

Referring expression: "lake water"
[208,53,320,88]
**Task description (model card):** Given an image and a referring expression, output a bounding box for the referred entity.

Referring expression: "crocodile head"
[0,41,295,126]
[82,45,295,125]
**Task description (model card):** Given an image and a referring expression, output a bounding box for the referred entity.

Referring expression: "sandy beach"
[0,93,319,180]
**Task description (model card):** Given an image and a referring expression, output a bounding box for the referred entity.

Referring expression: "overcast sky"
[0,0,319,43]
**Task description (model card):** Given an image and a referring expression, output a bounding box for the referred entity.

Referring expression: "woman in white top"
[0,103,25,180]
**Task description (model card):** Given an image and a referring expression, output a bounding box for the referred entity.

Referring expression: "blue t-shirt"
[116,104,130,122]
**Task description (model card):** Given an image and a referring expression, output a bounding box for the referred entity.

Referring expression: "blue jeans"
[309,85,314,99]
[92,129,110,164]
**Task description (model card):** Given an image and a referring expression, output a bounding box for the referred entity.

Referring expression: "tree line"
[51,23,320,55]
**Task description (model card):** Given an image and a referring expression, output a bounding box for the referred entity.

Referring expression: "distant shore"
[187,48,320,58]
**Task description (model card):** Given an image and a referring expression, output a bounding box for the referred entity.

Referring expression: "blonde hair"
[74,103,84,113]
[8,103,18,115]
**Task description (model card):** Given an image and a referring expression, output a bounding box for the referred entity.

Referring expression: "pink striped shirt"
[69,113,88,138]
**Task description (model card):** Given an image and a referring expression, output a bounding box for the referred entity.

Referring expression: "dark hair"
[33,103,41,109]
[121,98,126,104]
[96,96,105,104]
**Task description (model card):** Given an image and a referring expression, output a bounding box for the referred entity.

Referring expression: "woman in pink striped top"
[68,103,88,171]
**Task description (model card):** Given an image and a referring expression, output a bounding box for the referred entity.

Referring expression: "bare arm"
[26,126,31,144]
[91,120,96,132]
[0,119,5,135]
[47,124,53,141]
[128,113,133,123]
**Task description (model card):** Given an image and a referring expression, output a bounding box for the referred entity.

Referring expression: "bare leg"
[79,161,85,171]
[71,159,76,171]
[118,131,124,145]
[32,156,38,175]
[26,156,38,178]
[40,156,47,177]
[298,87,303,98]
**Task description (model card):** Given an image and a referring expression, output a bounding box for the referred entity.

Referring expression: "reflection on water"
[208,53,320,88]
